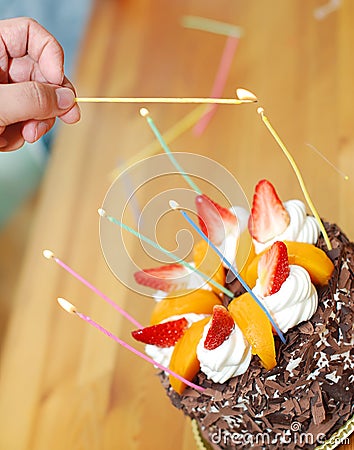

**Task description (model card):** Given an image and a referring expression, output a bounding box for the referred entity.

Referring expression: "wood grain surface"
[0,0,353,449]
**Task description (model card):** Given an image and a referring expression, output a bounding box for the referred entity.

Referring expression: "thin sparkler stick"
[194,35,240,135]
[75,96,254,105]
[257,107,332,251]
[43,250,143,329]
[57,297,205,392]
[98,208,235,299]
[169,200,286,344]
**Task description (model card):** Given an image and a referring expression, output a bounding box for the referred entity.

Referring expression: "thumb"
[0,81,76,127]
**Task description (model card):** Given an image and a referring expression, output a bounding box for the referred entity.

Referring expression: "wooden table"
[0,0,353,449]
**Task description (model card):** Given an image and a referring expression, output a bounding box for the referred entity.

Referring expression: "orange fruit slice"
[238,235,256,280]
[228,292,276,370]
[169,317,210,394]
[193,240,225,295]
[150,289,222,325]
[245,241,334,288]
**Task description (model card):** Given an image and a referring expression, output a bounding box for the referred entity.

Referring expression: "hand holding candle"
[0,17,80,152]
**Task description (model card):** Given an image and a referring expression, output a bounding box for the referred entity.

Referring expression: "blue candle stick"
[98,208,234,298]
[169,200,286,344]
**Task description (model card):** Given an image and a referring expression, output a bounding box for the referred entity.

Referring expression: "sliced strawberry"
[257,241,290,297]
[204,305,235,350]
[132,317,188,347]
[195,194,238,246]
[134,263,203,292]
[248,179,290,243]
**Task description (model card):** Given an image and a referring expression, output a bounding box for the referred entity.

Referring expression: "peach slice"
[193,240,225,295]
[150,289,222,325]
[238,237,256,280]
[228,292,276,370]
[245,241,334,288]
[169,317,210,394]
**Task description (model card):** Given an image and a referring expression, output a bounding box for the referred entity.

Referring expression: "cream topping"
[196,320,252,383]
[253,265,318,333]
[253,200,320,254]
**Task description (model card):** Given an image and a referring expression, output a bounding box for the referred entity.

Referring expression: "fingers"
[58,76,81,124]
[0,81,80,127]
[0,123,25,152]
[0,17,64,85]
[22,118,56,143]
[0,118,57,151]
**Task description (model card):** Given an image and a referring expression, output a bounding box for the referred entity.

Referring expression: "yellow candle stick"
[257,107,332,251]
[108,88,257,181]
[76,96,255,105]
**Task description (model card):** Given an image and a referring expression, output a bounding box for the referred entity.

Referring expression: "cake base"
[161,222,354,450]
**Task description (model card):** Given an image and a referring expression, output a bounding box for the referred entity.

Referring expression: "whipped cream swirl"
[253,200,320,254]
[253,265,318,333]
[196,320,252,383]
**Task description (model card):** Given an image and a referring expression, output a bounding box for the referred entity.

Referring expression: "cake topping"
[196,194,238,245]
[248,180,321,254]
[193,239,225,295]
[195,194,240,264]
[253,258,318,333]
[195,194,238,245]
[228,292,277,370]
[134,263,204,293]
[197,314,252,384]
[169,317,210,394]
[257,241,290,296]
[204,305,235,350]
[248,179,290,244]
[131,317,188,347]
[245,240,334,288]
[149,289,222,325]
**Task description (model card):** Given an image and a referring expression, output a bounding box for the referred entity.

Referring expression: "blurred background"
[0,0,353,449]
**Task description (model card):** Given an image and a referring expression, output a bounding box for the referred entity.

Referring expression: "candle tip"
[57,297,77,314]
[236,88,258,102]
[98,208,107,217]
[139,107,150,117]
[43,249,55,259]
[257,107,265,115]
[169,200,180,210]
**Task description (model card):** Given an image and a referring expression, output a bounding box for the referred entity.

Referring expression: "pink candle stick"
[43,250,143,329]
[194,35,240,136]
[58,298,205,393]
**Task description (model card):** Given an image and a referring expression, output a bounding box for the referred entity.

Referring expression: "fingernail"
[36,122,49,140]
[56,87,75,109]
[0,136,8,148]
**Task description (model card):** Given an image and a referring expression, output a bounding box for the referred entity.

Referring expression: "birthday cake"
[131,179,354,450]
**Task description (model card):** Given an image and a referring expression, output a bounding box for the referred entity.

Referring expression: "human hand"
[0,17,81,152]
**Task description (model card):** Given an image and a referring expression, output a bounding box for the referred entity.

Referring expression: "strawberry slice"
[134,263,203,293]
[248,179,290,243]
[132,317,188,347]
[257,241,290,297]
[204,305,235,350]
[195,194,238,246]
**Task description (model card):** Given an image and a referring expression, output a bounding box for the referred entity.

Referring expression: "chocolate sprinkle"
[159,222,354,449]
